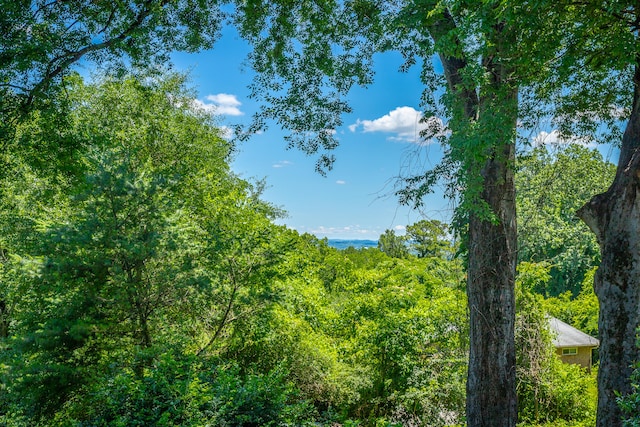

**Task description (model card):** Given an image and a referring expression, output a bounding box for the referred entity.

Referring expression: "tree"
[0,0,222,119]
[405,219,452,259]
[530,3,640,425]
[0,0,226,360]
[578,81,640,426]
[232,2,571,423]
[516,145,616,296]
[0,73,288,423]
[378,229,409,259]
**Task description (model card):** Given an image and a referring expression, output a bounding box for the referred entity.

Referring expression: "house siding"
[555,346,594,370]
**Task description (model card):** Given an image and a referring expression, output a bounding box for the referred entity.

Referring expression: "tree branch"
[24,0,169,108]
[576,197,604,244]
[196,258,240,357]
[423,7,479,120]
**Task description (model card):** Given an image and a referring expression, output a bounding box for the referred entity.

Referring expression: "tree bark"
[466,157,517,427]
[577,62,640,427]
[466,64,518,426]
[425,9,518,426]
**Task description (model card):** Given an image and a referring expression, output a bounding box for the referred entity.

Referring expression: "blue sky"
[170,25,620,241]
[171,25,453,240]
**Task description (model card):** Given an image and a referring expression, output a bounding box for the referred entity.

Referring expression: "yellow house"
[549,317,599,370]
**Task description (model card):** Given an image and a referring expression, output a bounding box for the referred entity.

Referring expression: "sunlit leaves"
[515,262,597,424]
[516,145,615,296]
[0,0,223,108]
[0,73,290,423]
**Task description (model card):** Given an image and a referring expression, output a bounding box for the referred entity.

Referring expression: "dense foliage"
[0,74,298,425]
[0,74,605,426]
[0,0,222,116]
[6,1,636,425]
[619,361,640,427]
[516,145,616,297]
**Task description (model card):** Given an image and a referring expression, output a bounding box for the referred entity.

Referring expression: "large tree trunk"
[466,85,518,427]
[578,64,640,427]
[426,8,518,426]
[466,159,517,427]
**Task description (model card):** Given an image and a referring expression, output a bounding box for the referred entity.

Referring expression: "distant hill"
[327,239,378,250]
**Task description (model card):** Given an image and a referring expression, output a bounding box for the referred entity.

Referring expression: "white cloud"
[273,160,293,168]
[349,106,446,143]
[360,106,421,134]
[336,180,346,185]
[394,225,406,232]
[190,98,215,113]
[533,130,595,147]
[206,93,241,107]
[192,93,244,116]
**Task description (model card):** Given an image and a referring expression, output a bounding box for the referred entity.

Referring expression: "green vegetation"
[3,1,636,426]
[0,74,604,426]
[619,360,640,427]
[516,146,616,297]
[516,262,597,426]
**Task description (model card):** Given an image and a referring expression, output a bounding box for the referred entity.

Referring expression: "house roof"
[549,317,599,348]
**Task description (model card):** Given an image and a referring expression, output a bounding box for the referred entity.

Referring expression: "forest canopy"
[2,1,638,426]
[0,73,606,427]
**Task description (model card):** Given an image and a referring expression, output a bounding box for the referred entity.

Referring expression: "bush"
[46,352,315,426]
[618,363,640,427]
[516,263,597,426]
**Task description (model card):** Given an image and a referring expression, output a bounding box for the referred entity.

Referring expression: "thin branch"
[64,18,80,34]
[24,0,169,108]
[423,6,479,121]
[98,6,118,35]
[0,83,30,92]
[196,258,240,357]
[27,0,63,25]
